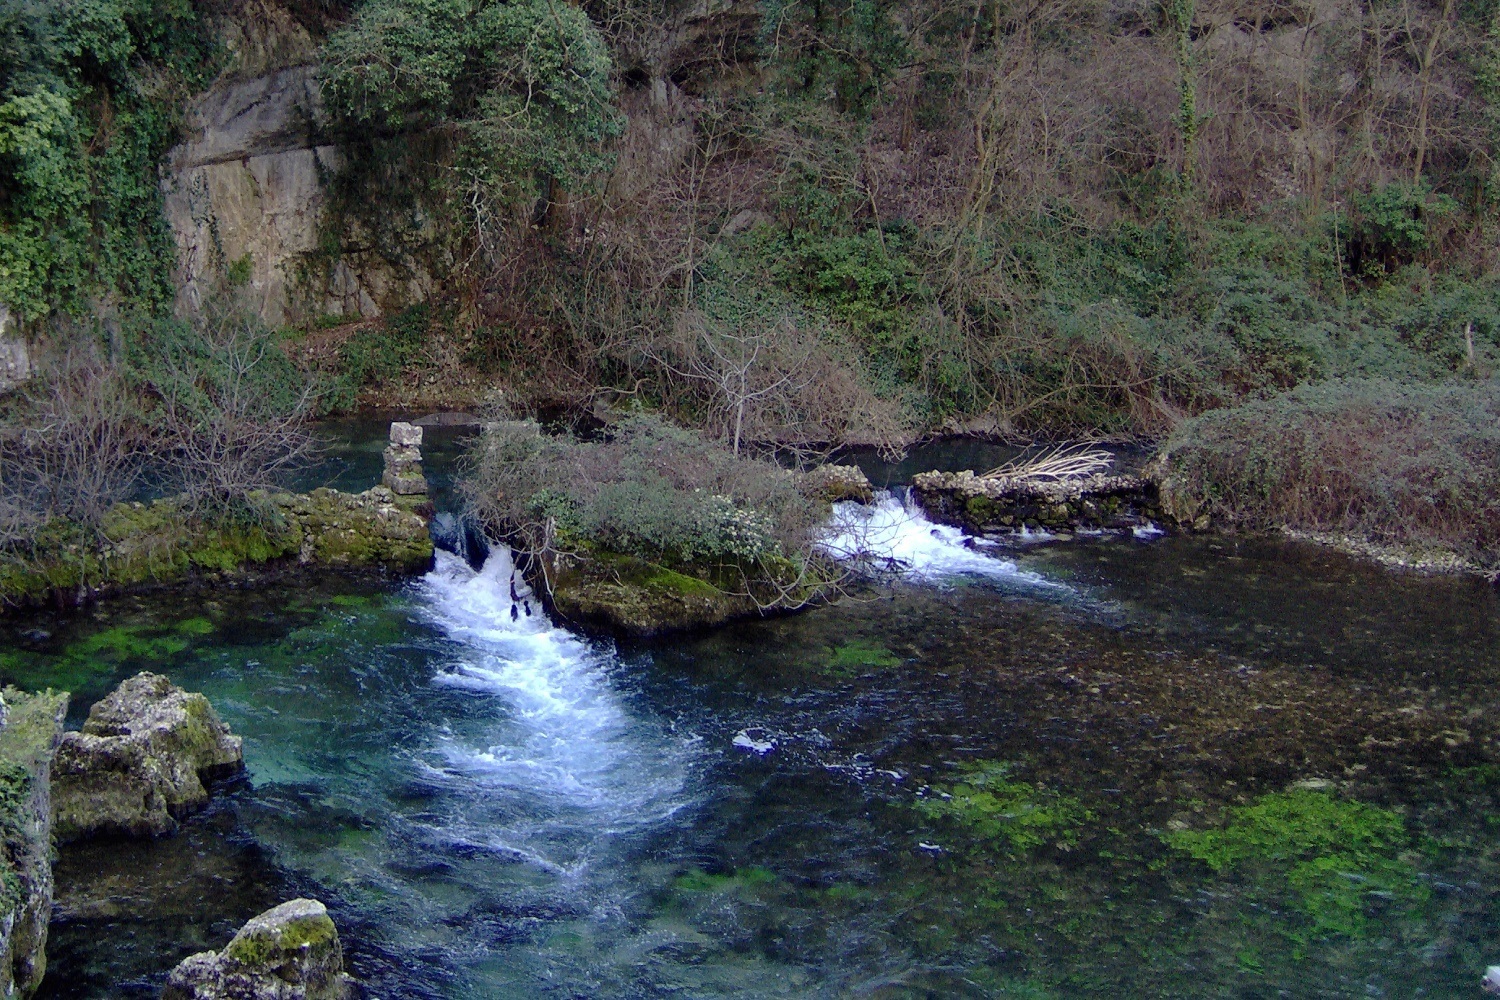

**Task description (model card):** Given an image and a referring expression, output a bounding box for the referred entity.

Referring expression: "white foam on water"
[414,549,690,868]
[817,490,1063,588]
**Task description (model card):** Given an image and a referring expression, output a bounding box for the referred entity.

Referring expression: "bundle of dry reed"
[980,443,1113,482]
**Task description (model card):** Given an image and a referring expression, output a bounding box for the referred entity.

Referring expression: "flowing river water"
[7,427,1500,997]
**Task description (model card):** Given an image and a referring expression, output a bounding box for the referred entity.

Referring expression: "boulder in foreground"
[52,672,243,843]
[163,898,353,1000]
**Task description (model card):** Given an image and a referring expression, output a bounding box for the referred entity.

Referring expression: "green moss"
[223,911,338,967]
[1164,789,1429,942]
[827,639,901,671]
[173,617,216,636]
[640,565,720,597]
[674,866,779,894]
[0,689,67,914]
[0,489,431,607]
[914,761,1091,852]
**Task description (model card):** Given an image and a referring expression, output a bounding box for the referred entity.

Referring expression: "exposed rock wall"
[911,470,1165,534]
[163,0,432,325]
[0,688,68,998]
[0,305,28,394]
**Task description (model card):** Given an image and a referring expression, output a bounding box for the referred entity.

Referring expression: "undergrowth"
[1163,379,1500,561]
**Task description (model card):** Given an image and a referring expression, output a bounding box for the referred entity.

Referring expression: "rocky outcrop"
[0,687,68,998]
[163,898,353,1000]
[163,0,432,325]
[911,470,1164,534]
[381,422,429,498]
[801,464,875,505]
[0,486,433,609]
[282,487,433,570]
[0,304,28,394]
[51,673,243,843]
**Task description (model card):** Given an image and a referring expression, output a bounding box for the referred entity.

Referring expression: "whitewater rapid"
[407,491,1058,866]
[817,489,1063,589]
[414,549,691,871]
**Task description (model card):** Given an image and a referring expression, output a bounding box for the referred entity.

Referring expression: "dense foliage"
[0,0,214,322]
[321,0,621,229]
[1163,378,1500,560]
[460,414,823,566]
[306,0,1500,444]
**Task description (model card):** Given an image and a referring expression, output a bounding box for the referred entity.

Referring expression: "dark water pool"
[6,430,1500,998]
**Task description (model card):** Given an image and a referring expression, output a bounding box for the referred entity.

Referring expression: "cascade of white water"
[414,549,690,868]
[817,489,1063,588]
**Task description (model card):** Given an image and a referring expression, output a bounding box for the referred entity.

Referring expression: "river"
[10,427,1500,997]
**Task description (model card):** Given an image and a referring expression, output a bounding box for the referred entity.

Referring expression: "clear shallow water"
[6,461,1500,996]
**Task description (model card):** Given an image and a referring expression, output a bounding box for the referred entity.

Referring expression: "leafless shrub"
[0,345,155,544]
[148,304,320,521]
[983,443,1115,481]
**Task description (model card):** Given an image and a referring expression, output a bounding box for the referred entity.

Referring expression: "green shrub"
[461,413,822,568]
[1340,181,1457,278]
[326,304,433,408]
[1163,378,1500,560]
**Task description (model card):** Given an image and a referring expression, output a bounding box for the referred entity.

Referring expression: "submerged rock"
[0,687,67,998]
[52,673,243,843]
[163,898,353,1000]
[911,470,1163,534]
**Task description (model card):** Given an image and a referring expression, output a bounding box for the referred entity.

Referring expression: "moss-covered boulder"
[163,898,353,1000]
[0,686,68,998]
[911,470,1163,534]
[52,672,243,843]
[540,549,828,639]
[279,487,433,571]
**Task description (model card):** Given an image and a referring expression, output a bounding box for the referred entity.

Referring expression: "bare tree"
[154,306,320,519]
[1,345,154,540]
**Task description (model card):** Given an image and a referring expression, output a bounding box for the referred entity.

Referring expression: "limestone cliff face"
[162,0,430,325]
[162,0,754,326]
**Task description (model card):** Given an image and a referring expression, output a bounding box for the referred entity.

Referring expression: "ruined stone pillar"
[383,422,429,497]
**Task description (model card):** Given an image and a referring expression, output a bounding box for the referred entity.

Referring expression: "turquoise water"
[8,434,1500,997]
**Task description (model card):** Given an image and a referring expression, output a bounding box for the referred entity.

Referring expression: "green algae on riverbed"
[12,530,1500,998]
[1165,788,1431,946]
[913,760,1091,852]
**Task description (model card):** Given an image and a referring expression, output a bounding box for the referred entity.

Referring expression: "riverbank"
[0,488,432,611]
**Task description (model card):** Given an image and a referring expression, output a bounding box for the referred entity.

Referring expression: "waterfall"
[413,549,691,870]
[817,489,1063,588]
